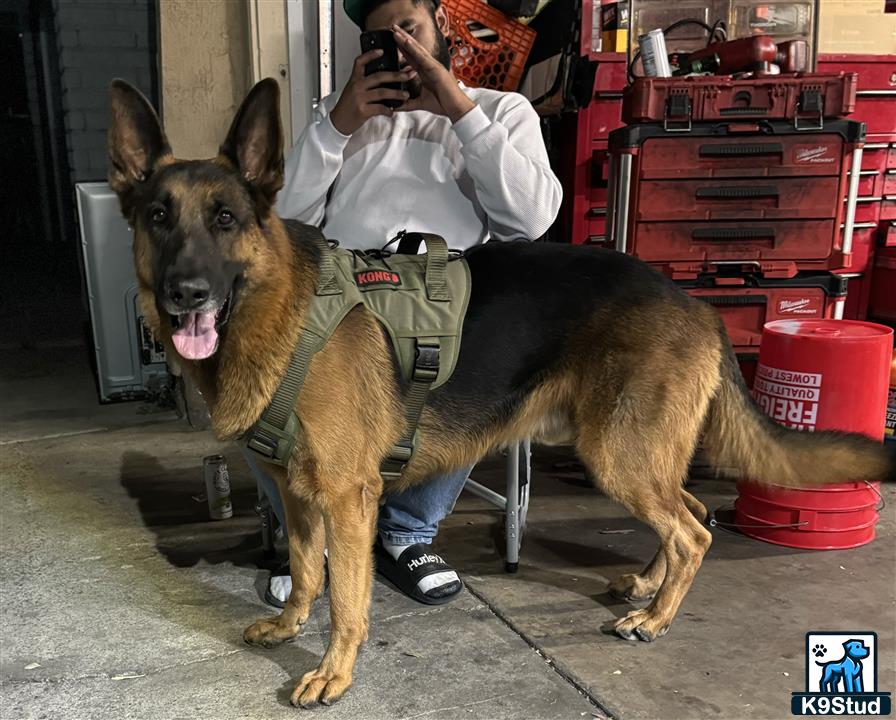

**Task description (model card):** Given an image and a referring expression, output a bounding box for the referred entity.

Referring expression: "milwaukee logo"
[407,553,444,571]
[778,297,816,314]
[355,269,402,288]
[795,145,834,164]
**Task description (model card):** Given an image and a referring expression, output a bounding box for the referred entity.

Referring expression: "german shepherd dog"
[108,78,894,707]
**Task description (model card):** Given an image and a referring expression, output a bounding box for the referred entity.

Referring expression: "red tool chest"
[622,74,858,130]
[556,52,625,247]
[817,54,896,135]
[606,119,866,279]
[680,273,847,351]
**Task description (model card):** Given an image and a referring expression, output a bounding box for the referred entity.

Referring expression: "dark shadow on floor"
[119,449,267,568]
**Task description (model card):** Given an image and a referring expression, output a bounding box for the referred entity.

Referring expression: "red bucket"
[735,319,892,549]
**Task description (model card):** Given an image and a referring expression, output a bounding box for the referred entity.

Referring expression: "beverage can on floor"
[203,454,233,520]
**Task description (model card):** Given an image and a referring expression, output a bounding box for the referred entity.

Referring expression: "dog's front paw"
[608,573,658,601]
[243,617,301,648]
[290,667,352,708]
[613,609,670,642]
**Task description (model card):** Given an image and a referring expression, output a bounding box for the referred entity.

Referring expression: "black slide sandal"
[374,540,463,605]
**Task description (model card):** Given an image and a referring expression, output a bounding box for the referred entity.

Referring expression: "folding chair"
[253,441,533,572]
[463,440,531,572]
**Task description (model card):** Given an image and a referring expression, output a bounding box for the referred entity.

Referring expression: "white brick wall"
[54,0,156,182]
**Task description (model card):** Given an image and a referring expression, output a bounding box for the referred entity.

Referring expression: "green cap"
[343,0,440,27]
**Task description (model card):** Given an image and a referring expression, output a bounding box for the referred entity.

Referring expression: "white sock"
[382,540,461,597]
[269,574,292,603]
[269,549,326,603]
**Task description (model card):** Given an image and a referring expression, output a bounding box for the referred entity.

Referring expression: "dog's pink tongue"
[172,311,219,360]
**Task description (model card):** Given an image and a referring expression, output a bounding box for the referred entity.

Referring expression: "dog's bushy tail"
[701,326,895,487]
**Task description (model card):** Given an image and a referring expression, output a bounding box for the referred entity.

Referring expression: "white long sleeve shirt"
[276,84,562,250]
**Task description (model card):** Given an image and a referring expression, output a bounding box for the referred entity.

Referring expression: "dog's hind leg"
[575,336,717,641]
[290,477,380,707]
[608,548,666,601]
[244,472,326,648]
[681,488,708,523]
[607,489,708,602]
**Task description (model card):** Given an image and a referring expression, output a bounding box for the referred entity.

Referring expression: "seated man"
[254,0,561,606]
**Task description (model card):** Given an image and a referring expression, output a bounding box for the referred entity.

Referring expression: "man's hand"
[329,49,416,136]
[392,25,474,123]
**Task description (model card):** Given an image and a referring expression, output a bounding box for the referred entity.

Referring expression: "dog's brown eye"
[217,209,235,227]
[150,207,167,224]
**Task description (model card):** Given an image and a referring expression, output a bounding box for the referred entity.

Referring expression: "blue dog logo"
[792,631,892,716]
[816,639,870,694]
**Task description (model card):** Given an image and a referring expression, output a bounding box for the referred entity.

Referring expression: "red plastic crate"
[623,74,858,128]
[681,274,847,351]
[442,0,535,92]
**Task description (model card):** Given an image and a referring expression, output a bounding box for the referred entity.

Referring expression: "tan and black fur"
[107,78,895,707]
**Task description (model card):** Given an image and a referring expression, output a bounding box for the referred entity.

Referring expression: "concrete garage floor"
[2,345,894,720]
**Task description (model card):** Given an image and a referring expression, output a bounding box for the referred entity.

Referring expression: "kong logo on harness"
[791,631,892,715]
[355,269,402,289]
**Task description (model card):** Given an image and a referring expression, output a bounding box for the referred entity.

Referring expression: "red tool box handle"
[695,186,779,199]
[699,143,783,156]
[692,227,776,241]
[699,294,768,306]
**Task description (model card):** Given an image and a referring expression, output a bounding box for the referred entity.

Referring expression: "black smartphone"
[360,29,403,109]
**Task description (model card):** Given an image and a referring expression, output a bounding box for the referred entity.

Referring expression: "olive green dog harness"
[244,230,471,483]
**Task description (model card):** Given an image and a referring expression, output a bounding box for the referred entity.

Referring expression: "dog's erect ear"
[219,78,284,212]
[108,80,170,205]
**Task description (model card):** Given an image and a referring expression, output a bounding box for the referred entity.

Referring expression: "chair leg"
[505,443,521,573]
[255,477,277,560]
[519,439,531,537]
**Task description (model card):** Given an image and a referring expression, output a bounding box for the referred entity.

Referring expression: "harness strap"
[244,225,335,464]
[245,226,448,483]
[380,337,441,482]
[394,232,450,301]
[313,235,341,296]
[245,330,323,462]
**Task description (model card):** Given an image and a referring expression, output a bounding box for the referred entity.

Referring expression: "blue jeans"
[243,447,472,545]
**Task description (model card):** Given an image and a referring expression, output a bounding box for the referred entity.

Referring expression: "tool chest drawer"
[633,219,838,265]
[681,274,847,350]
[817,55,896,136]
[851,169,883,196]
[818,54,896,92]
[634,177,841,222]
[590,97,624,141]
[607,121,865,278]
[609,121,864,181]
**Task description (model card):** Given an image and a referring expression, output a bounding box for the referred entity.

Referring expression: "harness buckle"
[380,440,414,481]
[246,432,278,459]
[414,343,440,382]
